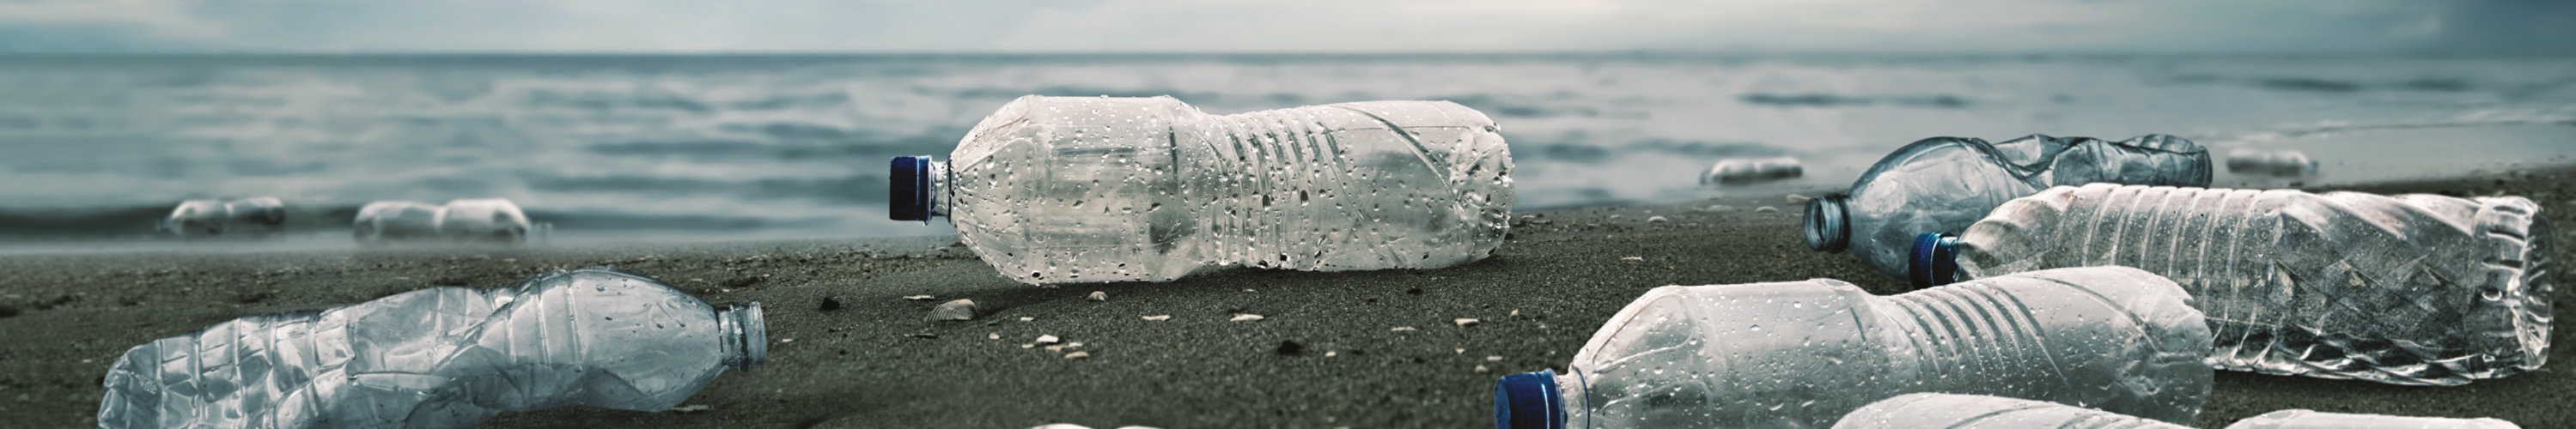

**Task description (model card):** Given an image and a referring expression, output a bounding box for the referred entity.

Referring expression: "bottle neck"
[717,302,768,372]
[889,156,950,222]
[1803,194,1850,252]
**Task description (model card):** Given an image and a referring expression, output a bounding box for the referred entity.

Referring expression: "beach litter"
[927,299,977,322]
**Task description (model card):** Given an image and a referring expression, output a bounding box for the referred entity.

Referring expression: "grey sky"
[0,0,2567,54]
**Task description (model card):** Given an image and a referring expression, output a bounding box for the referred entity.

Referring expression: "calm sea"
[2,53,2572,247]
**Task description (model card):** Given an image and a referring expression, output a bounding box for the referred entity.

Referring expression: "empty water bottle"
[97,267,766,429]
[1803,135,2211,279]
[1492,266,2211,429]
[1913,183,2553,385]
[891,95,1513,285]
[161,196,287,239]
[1702,156,1803,186]
[2226,409,2520,429]
[1832,393,2189,429]
[2225,148,2319,178]
[353,198,548,245]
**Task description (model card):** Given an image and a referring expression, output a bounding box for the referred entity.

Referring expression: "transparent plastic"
[352,198,548,245]
[2224,409,2520,429]
[1525,266,2211,428]
[1940,184,2553,385]
[1702,157,1804,186]
[2224,149,2318,178]
[161,196,287,239]
[1831,393,2189,429]
[1804,135,2211,279]
[910,95,1513,285]
[96,267,766,429]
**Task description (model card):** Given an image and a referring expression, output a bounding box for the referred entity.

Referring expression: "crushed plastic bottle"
[353,198,550,245]
[161,196,287,239]
[2225,148,2319,178]
[1702,156,1803,186]
[2226,409,2520,429]
[892,95,1513,285]
[97,267,764,429]
[1832,393,2189,429]
[1804,135,2211,280]
[1914,183,2553,385]
[1492,266,2211,429]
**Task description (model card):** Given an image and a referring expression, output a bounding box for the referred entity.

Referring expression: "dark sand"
[3,167,2572,428]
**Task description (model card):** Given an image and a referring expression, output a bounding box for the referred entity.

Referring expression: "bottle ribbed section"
[1958,184,2551,385]
[1879,281,2073,402]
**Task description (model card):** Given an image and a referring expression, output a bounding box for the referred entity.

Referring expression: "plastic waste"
[1913,183,2552,385]
[96,267,764,429]
[1492,266,2211,429]
[892,95,1513,285]
[1701,156,1803,185]
[2225,148,2318,177]
[353,198,550,245]
[2226,409,2520,429]
[161,196,287,239]
[1831,393,2189,429]
[1804,135,2211,280]
[1836,394,2521,429]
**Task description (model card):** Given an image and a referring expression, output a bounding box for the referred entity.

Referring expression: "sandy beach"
[3,165,2571,428]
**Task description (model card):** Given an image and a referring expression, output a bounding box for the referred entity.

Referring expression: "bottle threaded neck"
[1804,194,1850,253]
[719,302,768,372]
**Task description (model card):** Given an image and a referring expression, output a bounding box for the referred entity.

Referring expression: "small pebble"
[1486,355,1503,361]
[1231,314,1265,322]
[670,404,712,413]
[1087,291,1108,302]
[1475,365,1489,373]
[1036,335,1061,345]
[902,295,936,301]
[1142,315,1172,321]
[1454,318,1480,327]
[1018,317,1034,322]
[1391,326,1418,332]
[1755,206,1780,213]
[1508,310,1521,318]
[1325,351,1337,357]
[1620,257,1643,262]
[989,333,1001,340]
[904,333,938,339]
[1786,194,1812,202]
[817,296,843,311]
[1646,215,1668,223]
[1063,352,1092,360]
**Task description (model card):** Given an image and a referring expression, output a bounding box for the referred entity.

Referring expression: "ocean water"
[1,54,2571,246]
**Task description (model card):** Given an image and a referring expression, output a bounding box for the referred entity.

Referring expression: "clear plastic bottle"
[161,196,287,239]
[1492,266,2212,429]
[2225,409,2520,429]
[1702,156,1804,186]
[1804,135,2211,280]
[353,198,548,245]
[1831,393,2190,429]
[2224,148,2319,178]
[891,95,1513,285]
[96,267,765,429]
[1913,183,2553,385]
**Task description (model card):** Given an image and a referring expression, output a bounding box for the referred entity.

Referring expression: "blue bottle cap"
[889,156,932,221]
[1494,370,1566,429]
[1908,233,1961,288]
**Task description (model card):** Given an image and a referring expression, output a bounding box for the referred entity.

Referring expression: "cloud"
[0,0,2560,53]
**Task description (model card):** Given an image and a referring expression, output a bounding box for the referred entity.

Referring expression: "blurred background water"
[2,53,2572,246]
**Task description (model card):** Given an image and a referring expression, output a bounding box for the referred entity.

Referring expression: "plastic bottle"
[2224,148,2318,178]
[1912,183,2552,385]
[1831,393,2189,429]
[161,196,287,239]
[1702,156,1803,186]
[96,267,764,429]
[891,95,1513,285]
[1803,135,2211,280]
[1492,266,2212,429]
[2226,409,2520,429]
[353,198,549,245]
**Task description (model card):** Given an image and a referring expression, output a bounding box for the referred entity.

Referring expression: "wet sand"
[3,166,2572,428]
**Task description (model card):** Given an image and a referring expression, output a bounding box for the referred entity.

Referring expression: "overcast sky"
[0,0,2568,54]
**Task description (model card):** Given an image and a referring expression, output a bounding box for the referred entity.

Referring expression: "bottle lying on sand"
[1701,156,1803,186]
[891,95,1513,285]
[353,198,549,245]
[1804,135,2212,280]
[1911,183,2553,385]
[1834,394,2520,429]
[2228,409,2520,429]
[1492,266,2211,429]
[161,196,287,239]
[97,267,765,429]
